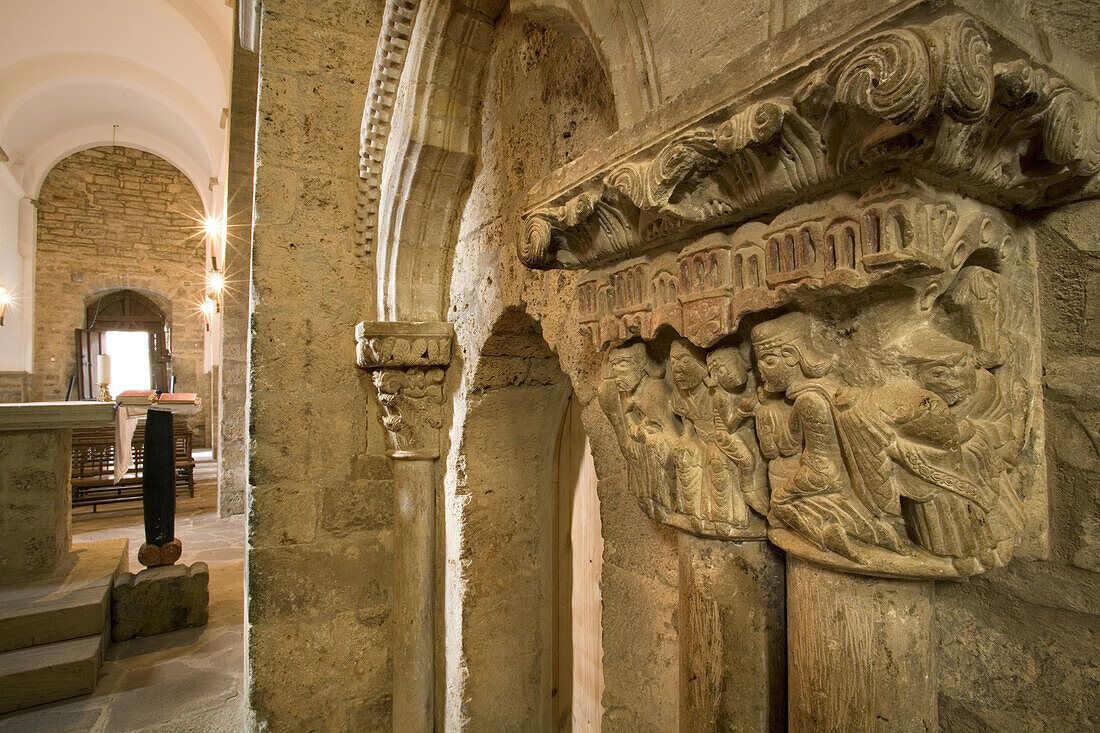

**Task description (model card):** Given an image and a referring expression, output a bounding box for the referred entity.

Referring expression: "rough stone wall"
[449,308,571,730]
[0,372,28,402]
[447,14,680,732]
[930,11,1100,731]
[246,0,393,729]
[933,202,1100,732]
[33,147,210,444]
[220,5,259,517]
[446,3,1100,732]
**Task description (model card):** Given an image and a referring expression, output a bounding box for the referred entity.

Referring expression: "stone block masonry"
[33,146,211,445]
[247,1,394,730]
[111,562,209,642]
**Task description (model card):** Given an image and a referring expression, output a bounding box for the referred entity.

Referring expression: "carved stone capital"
[370,367,446,459]
[520,12,1100,270]
[355,321,453,458]
[588,184,1046,580]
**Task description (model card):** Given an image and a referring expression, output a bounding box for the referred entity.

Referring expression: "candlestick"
[96,353,112,402]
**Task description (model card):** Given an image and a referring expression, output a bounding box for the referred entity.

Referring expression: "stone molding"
[355,320,453,368]
[520,13,1100,270]
[356,0,422,257]
[356,321,453,458]
[0,401,115,431]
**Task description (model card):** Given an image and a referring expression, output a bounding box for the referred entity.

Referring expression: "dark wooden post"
[138,407,181,567]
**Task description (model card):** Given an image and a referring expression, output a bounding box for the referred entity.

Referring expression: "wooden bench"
[71,423,195,510]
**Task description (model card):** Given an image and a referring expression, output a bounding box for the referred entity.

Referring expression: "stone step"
[0,583,109,653]
[0,538,127,655]
[0,634,104,714]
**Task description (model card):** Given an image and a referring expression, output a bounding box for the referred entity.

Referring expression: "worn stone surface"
[788,557,937,731]
[0,455,246,732]
[0,373,28,403]
[0,429,70,582]
[33,147,211,445]
[242,0,1100,731]
[679,535,786,732]
[111,562,209,642]
[246,0,392,730]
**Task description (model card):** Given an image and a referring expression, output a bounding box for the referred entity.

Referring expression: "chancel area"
[1,1,1099,731]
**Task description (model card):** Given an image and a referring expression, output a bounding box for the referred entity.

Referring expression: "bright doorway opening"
[103,330,152,395]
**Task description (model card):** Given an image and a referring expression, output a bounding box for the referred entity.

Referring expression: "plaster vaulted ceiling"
[0,0,232,209]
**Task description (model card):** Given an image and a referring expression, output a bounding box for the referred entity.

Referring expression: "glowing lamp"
[202,216,225,240]
[0,285,10,326]
[200,297,216,331]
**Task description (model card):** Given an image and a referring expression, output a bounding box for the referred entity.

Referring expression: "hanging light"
[202,215,225,241]
[0,285,10,326]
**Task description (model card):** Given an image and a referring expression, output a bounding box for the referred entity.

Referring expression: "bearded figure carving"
[598,343,677,517]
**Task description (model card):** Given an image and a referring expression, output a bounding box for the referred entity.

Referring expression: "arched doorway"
[75,289,172,399]
[449,307,604,730]
[553,392,604,731]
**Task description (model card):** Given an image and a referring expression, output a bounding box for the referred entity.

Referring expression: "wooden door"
[74,329,105,400]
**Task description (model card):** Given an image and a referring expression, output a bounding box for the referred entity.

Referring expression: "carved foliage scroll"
[356,321,454,459]
[522,14,1100,270]
[372,367,446,457]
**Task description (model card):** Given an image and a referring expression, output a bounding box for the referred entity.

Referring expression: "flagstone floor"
[0,451,246,732]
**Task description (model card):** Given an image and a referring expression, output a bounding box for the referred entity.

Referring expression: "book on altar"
[116,389,157,405]
[156,392,199,404]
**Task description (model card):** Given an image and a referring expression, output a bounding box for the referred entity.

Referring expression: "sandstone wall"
[0,372,28,403]
[445,2,1100,731]
[243,0,1100,729]
[33,147,210,444]
[246,0,394,729]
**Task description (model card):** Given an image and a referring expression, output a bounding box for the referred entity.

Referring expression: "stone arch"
[84,287,170,331]
[444,305,573,729]
[369,0,654,321]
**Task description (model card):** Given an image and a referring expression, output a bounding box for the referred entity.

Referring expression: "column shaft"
[787,557,936,733]
[679,534,786,733]
[392,457,435,733]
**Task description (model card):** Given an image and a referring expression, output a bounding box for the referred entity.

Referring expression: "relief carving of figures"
[751,297,1034,577]
[598,340,769,540]
[591,186,1041,577]
[750,314,908,563]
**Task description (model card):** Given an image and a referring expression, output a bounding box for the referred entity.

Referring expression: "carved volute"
[516,12,1071,580]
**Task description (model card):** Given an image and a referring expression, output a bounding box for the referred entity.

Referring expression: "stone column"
[786,558,936,733]
[355,321,453,733]
[679,534,786,733]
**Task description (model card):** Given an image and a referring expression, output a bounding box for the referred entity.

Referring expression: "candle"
[97,354,111,384]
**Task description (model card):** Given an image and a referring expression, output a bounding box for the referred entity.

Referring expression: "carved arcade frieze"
[356,321,454,459]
